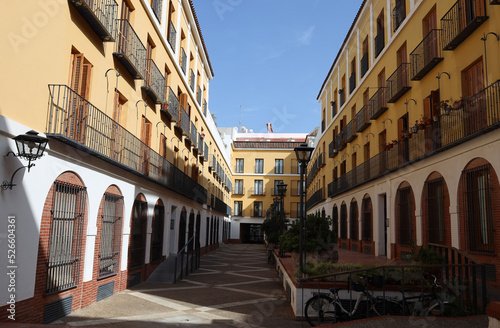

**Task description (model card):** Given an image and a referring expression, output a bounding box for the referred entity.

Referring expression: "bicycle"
[304,274,402,326]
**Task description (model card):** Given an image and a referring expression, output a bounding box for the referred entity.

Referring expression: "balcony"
[189,69,195,91]
[356,105,371,132]
[441,0,488,51]
[392,1,406,32]
[47,84,207,203]
[142,59,164,104]
[69,0,118,42]
[250,188,266,196]
[233,186,244,195]
[306,188,325,211]
[214,197,231,215]
[328,79,500,198]
[331,101,337,117]
[209,155,215,171]
[329,140,338,158]
[345,120,357,143]
[387,63,411,103]
[190,123,197,148]
[151,0,162,23]
[203,99,207,116]
[360,53,369,77]
[410,29,444,81]
[197,134,204,155]
[160,87,179,122]
[335,132,346,151]
[321,119,325,133]
[368,87,388,120]
[180,47,187,74]
[175,106,190,136]
[339,89,345,107]
[375,30,385,58]
[197,86,202,105]
[167,20,176,50]
[114,19,146,79]
[349,72,356,94]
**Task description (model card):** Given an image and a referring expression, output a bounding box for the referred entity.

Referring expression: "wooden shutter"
[398,117,404,139]
[465,61,484,98]
[430,90,440,117]
[423,96,432,119]
[70,54,84,93]
[179,93,188,109]
[80,63,92,99]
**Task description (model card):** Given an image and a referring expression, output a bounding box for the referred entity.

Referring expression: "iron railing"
[98,193,123,278]
[392,0,406,32]
[306,188,324,210]
[356,105,371,132]
[375,30,384,57]
[441,0,488,50]
[197,86,202,105]
[68,0,118,41]
[151,0,162,23]
[335,132,345,151]
[180,47,187,73]
[198,136,204,156]
[250,187,266,196]
[369,87,388,119]
[215,196,231,215]
[190,122,197,148]
[173,236,200,283]
[114,19,146,79]
[339,89,346,107]
[189,69,195,91]
[360,53,369,77]
[47,85,207,204]
[345,120,357,143]
[161,86,179,122]
[168,20,176,50]
[410,29,443,81]
[326,80,500,199]
[329,140,338,158]
[349,72,356,94]
[46,180,87,294]
[387,63,411,103]
[176,106,190,136]
[143,59,165,104]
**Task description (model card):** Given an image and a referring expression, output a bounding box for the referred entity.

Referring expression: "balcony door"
[464,60,486,135]
[140,115,152,174]
[118,1,131,53]
[423,8,438,62]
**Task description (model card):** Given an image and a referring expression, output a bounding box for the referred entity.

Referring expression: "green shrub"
[280,213,337,253]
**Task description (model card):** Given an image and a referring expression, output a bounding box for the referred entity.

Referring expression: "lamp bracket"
[1,164,34,190]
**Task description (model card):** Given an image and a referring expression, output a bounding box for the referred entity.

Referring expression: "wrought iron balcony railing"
[306,188,324,210]
[335,132,346,151]
[69,0,118,42]
[387,63,411,103]
[441,0,488,51]
[321,119,325,133]
[47,84,207,203]
[392,1,406,32]
[142,59,165,104]
[349,72,356,94]
[375,30,385,58]
[339,89,346,107]
[356,105,371,132]
[345,120,357,143]
[190,122,198,148]
[360,53,369,77]
[167,20,176,50]
[189,69,195,91]
[326,79,500,199]
[175,106,190,136]
[180,47,187,73]
[151,0,162,23]
[410,29,444,81]
[329,140,338,158]
[368,87,388,120]
[197,86,202,105]
[215,197,231,215]
[161,86,179,122]
[114,19,146,79]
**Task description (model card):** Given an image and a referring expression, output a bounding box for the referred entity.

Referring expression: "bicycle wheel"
[304,294,341,326]
[371,299,403,316]
[425,300,458,317]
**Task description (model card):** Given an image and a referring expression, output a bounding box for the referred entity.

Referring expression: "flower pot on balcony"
[453,99,464,110]
[410,125,419,134]
[419,123,425,130]
[433,115,439,122]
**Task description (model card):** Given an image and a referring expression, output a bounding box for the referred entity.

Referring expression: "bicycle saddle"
[330,287,342,293]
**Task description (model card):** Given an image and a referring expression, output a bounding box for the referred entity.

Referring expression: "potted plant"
[402,129,411,139]
[433,115,439,122]
[410,121,419,133]
[453,97,464,110]
[161,99,169,110]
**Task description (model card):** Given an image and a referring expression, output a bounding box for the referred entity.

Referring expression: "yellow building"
[0,0,231,323]
[228,130,309,243]
[310,0,500,282]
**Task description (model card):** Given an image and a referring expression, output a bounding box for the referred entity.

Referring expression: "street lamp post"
[277,182,287,257]
[294,143,314,278]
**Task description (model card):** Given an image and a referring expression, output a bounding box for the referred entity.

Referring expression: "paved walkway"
[52,244,305,328]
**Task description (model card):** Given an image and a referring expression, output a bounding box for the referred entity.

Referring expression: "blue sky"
[193,0,363,134]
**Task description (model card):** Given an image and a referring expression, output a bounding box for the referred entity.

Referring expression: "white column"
[346,49,350,96]
[175,0,182,56]
[186,23,192,78]
[450,205,460,249]
[386,0,392,41]
[356,28,360,83]
[415,209,423,246]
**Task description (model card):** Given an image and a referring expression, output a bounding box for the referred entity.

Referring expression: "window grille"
[426,178,444,244]
[46,181,87,294]
[397,187,413,245]
[462,164,494,253]
[99,193,123,278]
[151,205,165,263]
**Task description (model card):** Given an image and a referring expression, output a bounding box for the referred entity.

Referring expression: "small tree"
[279,213,337,253]
[262,211,288,245]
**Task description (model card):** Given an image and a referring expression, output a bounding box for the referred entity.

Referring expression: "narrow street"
[53,244,305,327]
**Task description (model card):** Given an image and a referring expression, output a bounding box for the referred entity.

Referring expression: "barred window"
[99,193,123,278]
[350,201,358,240]
[151,204,165,263]
[397,186,413,245]
[340,204,347,239]
[426,179,444,244]
[362,197,372,242]
[46,181,87,294]
[463,164,493,253]
[129,200,148,269]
